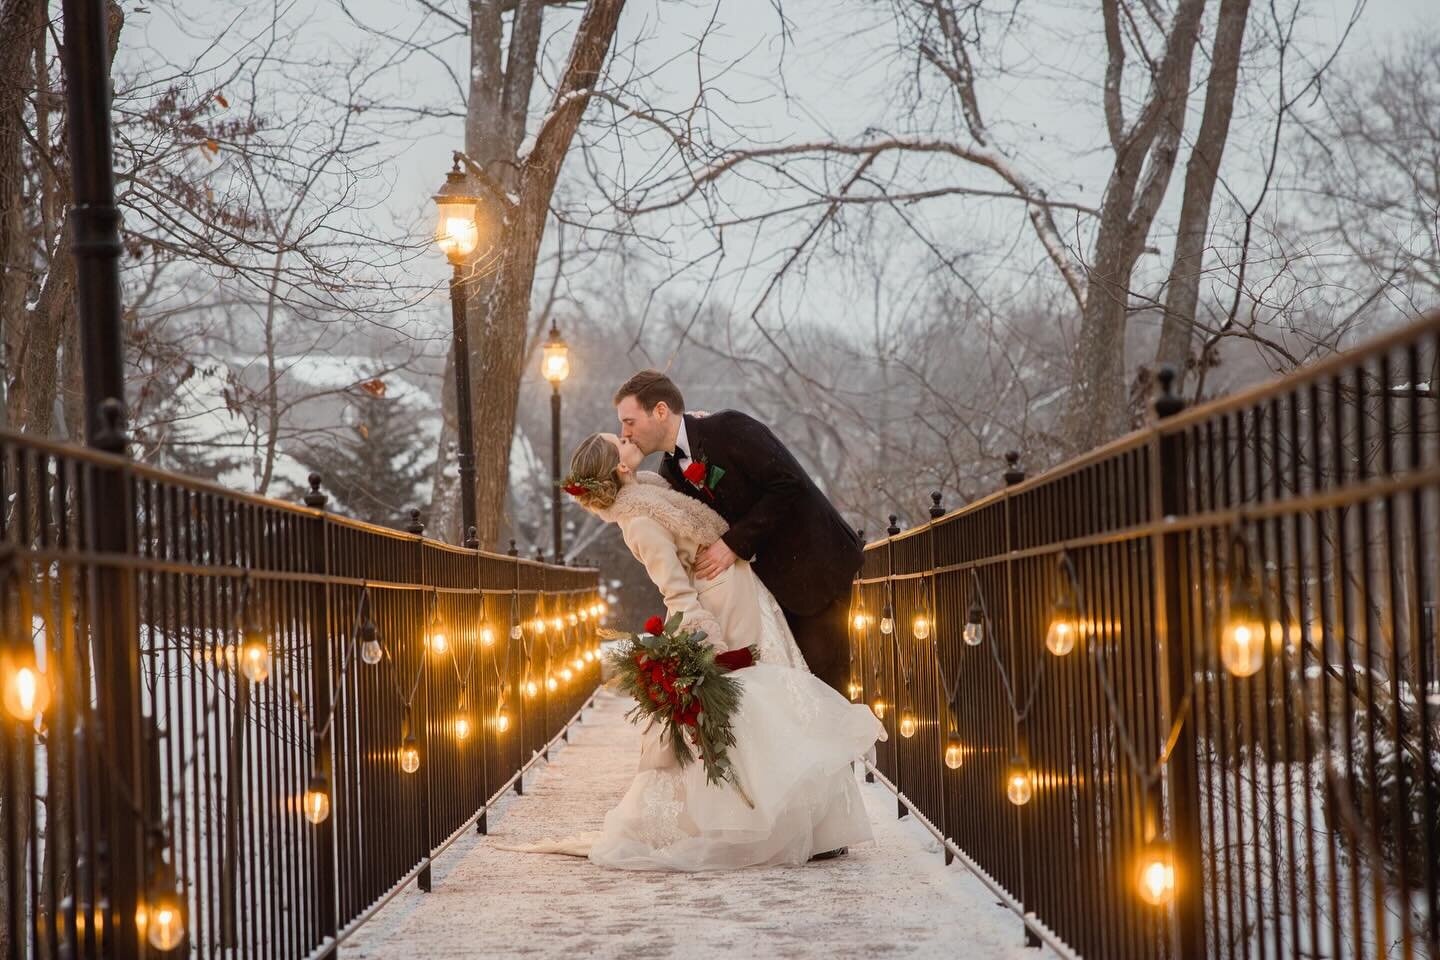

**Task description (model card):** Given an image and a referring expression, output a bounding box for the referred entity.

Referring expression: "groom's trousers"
[783,593,852,697]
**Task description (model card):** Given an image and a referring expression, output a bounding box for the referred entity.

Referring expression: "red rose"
[644,615,665,635]
[683,461,707,485]
[563,483,586,496]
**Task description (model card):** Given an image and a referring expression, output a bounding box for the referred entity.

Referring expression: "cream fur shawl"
[590,471,729,546]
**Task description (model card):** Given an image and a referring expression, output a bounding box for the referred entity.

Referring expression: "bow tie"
[666,444,688,463]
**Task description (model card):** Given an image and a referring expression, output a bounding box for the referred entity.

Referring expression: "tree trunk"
[1154,0,1252,390]
[1064,0,1206,452]
[464,0,626,549]
[0,0,41,432]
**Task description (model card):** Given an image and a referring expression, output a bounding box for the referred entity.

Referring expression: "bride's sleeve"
[622,517,723,643]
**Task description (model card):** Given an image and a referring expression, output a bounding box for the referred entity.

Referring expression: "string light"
[944,734,965,769]
[428,627,449,655]
[551,617,564,632]
[525,680,538,698]
[1005,755,1033,806]
[573,656,585,671]
[899,712,917,738]
[303,774,331,824]
[480,626,495,647]
[579,608,589,621]
[359,620,383,665]
[852,611,869,631]
[2,657,51,722]
[848,681,863,701]
[546,676,558,692]
[871,697,887,720]
[455,715,472,741]
[1220,573,1266,678]
[400,736,420,774]
[495,708,511,733]
[880,604,895,636]
[142,865,187,952]
[912,616,931,641]
[963,598,984,646]
[240,632,270,683]
[1045,555,1081,657]
[1136,839,1177,906]
[561,667,574,682]
[510,623,523,641]
[568,613,579,626]
[534,619,546,634]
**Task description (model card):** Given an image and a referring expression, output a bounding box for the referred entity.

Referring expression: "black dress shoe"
[809,846,848,862]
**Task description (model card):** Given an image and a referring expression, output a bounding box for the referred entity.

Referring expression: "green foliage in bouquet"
[603,612,754,796]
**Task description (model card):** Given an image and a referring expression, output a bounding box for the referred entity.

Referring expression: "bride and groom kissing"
[512,370,885,871]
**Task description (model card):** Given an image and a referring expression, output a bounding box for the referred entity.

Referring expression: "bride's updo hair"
[566,434,622,510]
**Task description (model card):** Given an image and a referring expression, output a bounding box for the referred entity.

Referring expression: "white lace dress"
[516,477,885,871]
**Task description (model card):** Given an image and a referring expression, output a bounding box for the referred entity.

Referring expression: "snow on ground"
[342,690,1054,960]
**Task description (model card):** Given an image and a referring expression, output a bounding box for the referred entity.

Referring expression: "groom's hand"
[694,540,738,581]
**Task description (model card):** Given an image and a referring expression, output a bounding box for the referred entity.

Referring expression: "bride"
[520,432,885,871]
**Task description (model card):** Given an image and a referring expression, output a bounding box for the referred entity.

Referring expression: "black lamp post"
[433,160,482,546]
[541,324,570,563]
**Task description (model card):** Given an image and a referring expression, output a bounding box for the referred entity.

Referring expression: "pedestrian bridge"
[5,313,1440,960]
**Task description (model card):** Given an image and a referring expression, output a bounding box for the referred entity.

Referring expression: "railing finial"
[887,515,901,537]
[464,525,479,549]
[507,539,519,557]
[1003,451,1025,486]
[1154,364,1185,419]
[406,509,424,535]
[304,473,328,509]
[929,491,945,519]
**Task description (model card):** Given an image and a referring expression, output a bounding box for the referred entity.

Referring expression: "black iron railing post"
[303,476,339,955]
[885,515,906,821]
[406,512,435,894]
[1153,368,1207,960]
[1003,453,1042,949]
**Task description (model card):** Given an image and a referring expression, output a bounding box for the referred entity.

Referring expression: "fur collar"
[591,471,729,545]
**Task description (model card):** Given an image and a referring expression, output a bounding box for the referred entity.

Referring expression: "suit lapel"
[683,414,707,468]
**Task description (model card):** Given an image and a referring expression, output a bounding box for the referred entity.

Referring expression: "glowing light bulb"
[912,617,931,641]
[510,624,523,641]
[480,627,495,647]
[303,775,331,824]
[546,676,558,692]
[880,616,894,635]
[569,613,579,626]
[852,613,868,631]
[1136,842,1177,906]
[573,657,585,671]
[360,631,383,666]
[551,617,564,632]
[455,716,472,741]
[400,737,420,774]
[495,710,511,733]
[534,619,546,634]
[145,889,186,951]
[3,664,51,722]
[871,698,886,720]
[899,713,917,738]
[1006,757,1033,806]
[525,681,539,698]
[1221,580,1266,677]
[561,668,573,682]
[240,638,270,683]
[848,682,862,701]
[579,609,589,621]
[944,735,964,770]
[429,630,449,654]
[1044,616,1076,657]
[584,650,595,663]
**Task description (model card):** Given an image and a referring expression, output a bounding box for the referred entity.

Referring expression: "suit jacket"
[659,411,863,617]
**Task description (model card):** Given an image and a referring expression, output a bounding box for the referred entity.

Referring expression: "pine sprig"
[606,612,753,794]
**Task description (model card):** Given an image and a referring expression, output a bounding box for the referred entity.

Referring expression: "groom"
[614,370,863,696]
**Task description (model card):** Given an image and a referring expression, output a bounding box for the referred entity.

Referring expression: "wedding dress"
[511,474,885,871]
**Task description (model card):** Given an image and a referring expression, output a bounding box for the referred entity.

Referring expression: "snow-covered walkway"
[342,690,1052,960]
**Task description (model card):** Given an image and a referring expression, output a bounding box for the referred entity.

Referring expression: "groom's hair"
[613,369,685,414]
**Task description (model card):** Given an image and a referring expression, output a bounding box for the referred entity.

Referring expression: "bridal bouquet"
[602,613,757,797]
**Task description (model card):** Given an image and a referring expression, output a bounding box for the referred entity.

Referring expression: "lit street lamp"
[433,160,482,545]
[541,324,570,562]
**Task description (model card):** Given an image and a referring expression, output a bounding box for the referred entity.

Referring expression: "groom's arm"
[707,412,806,561]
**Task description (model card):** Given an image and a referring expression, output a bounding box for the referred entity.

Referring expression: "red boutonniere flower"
[643,615,666,635]
[682,461,707,485]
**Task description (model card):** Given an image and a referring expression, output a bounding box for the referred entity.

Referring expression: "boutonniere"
[681,456,725,499]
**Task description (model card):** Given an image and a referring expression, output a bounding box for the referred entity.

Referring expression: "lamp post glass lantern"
[542,324,570,563]
[434,160,482,544]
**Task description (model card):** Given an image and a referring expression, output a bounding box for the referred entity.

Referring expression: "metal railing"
[0,427,602,959]
[853,313,1440,960]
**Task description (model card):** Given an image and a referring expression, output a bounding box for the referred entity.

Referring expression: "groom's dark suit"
[659,411,863,694]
